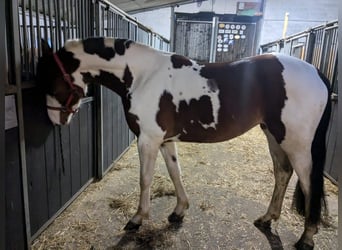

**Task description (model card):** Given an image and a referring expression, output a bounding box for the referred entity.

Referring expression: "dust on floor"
[32,127,338,250]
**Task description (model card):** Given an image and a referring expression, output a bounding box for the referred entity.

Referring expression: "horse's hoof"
[168,212,184,223]
[294,239,314,250]
[253,218,271,229]
[124,220,141,232]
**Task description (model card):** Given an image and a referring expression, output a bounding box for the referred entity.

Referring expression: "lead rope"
[58,126,66,174]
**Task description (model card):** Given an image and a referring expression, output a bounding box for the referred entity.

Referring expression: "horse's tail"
[293,70,331,223]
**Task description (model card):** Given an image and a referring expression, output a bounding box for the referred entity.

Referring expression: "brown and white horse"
[36,37,331,250]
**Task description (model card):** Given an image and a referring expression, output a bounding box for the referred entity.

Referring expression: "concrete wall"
[174,0,261,14]
[133,0,262,40]
[261,0,338,44]
[133,0,338,48]
[134,8,172,40]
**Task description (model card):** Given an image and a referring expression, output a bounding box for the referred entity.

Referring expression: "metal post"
[305,31,316,63]
[93,2,104,179]
[170,6,175,52]
[0,0,6,248]
[8,0,31,247]
[338,26,342,250]
[209,16,219,63]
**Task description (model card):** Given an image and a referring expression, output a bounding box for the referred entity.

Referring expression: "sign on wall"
[215,22,256,62]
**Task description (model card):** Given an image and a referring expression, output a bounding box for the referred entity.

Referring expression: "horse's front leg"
[160,142,189,223]
[124,135,160,231]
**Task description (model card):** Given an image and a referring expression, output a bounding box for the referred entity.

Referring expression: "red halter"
[46,53,83,114]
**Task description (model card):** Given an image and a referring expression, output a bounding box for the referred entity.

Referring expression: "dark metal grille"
[4,0,170,247]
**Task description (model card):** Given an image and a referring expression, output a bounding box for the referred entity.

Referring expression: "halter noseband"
[46,53,82,114]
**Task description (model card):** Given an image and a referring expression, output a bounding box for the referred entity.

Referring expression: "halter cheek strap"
[46,53,82,114]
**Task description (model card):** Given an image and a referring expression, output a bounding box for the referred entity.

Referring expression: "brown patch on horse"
[83,37,115,61]
[171,54,193,69]
[157,55,288,143]
[123,65,133,88]
[200,54,287,144]
[156,91,217,142]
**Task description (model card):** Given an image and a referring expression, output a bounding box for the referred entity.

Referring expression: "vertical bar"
[209,16,218,63]
[47,0,54,50]
[42,0,48,41]
[62,0,66,41]
[338,43,342,250]
[94,0,104,178]
[305,31,315,63]
[74,0,78,38]
[55,0,61,49]
[9,0,31,247]
[66,0,70,39]
[0,0,6,247]
[28,0,35,75]
[70,0,75,38]
[21,0,30,80]
[35,0,42,58]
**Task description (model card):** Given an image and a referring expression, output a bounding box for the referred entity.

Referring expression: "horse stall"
[3,0,169,248]
[2,0,338,249]
[33,20,337,250]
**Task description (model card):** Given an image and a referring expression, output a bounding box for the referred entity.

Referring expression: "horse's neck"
[66,38,165,97]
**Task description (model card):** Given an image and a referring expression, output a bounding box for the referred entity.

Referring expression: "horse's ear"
[41,39,53,56]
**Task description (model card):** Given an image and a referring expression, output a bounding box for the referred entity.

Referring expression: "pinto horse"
[36,37,331,250]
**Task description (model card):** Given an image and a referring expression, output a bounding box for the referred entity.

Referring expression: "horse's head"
[36,39,85,125]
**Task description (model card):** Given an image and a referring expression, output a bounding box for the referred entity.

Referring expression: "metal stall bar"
[42,0,48,41]
[93,0,104,179]
[47,0,54,50]
[28,0,35,75]
[35,0,42,58]
[8,0,32,247]
[0,0,6,248]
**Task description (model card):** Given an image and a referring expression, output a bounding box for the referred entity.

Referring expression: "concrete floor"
[32,128,338,250]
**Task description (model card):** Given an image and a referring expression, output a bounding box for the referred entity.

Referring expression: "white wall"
[175,0,261,14]
[133,8,172,40]
[133,0,338,48]
[261,0,338,44]
[133,0,262,40]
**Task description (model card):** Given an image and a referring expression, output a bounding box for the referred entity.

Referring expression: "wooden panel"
[47,129,62,217]
[5,128,27,249]
[175,21,212,63]
[101,87,133,173]
[23,99,95,236]
[80,105,89,185]
[87,103,94,178]
[60,126,72,205]
[27,138,49,233]
[70,114,82,196]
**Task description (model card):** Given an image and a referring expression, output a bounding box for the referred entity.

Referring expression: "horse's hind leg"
[288,150,318,250]
[160,142,189,223]
[254,128,293,228]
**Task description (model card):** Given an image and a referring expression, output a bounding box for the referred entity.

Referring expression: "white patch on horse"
[275,54,328,181]
[46,95,61,124]
[166,63,220,129]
